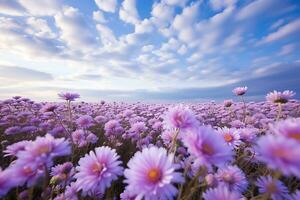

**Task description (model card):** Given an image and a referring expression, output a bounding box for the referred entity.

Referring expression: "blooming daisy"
[124,146,183,200]
[183,126,233,167]
[74,146,123,196]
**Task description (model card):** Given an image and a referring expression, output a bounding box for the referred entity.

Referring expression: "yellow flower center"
[38,145,51,154]
[202,143,214,155]
[23,166,33,175]
[147,168,161,183]
[224,133,233,142]
[266,182,278,194]
[92,163,103,174]
[288,133,300,141]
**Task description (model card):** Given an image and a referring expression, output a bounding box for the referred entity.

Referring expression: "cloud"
[93,10,107,23]
[75,74,102,80]
[0,65,53,81]
[119,0,140,25]
[0,0,26,16]
[236,0,283,21]
[259,18,300,44]
[209,0,237,11]
[54,6,97,50]
[18,0,62,16]
[94,0,117,13]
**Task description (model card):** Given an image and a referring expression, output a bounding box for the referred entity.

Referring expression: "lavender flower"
[216,165,248,192]
[256,176,290,200]
[203,186,244,200]
[76,115,94,128]
[270,118,300,142]
[256,135,300,177]
[124,146,183,200]
[163,105,199,131]
[58,92,80,101]
[217,127,242,148]
[74,146,123,196]
[266,90,295,104]
[232,87,247,96]
[183,126,233,167]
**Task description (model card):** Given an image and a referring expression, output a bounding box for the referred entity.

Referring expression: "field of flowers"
[0,88,299,200]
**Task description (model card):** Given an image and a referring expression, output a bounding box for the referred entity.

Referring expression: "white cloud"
[0,0,26,16]
[209,0,237,11]
[236,0,281,21]
[93,10,107,23]
[151,2,174,28]
[26,17,56,39]
[94,0,117,13]
[135,19,154,33]
[260,18,300,44]
[96,24,117,46]
[278,43,295,56]
[54,7,97,50]
[163,0,189,7]
[19,0,62,16]
[119,0,140,25]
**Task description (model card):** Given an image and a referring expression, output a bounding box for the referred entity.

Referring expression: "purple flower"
[76,115,94,128]
[129,122,148,135]
[292,190,300,200]
[217,127,242,149]
[256,176,290,200]
[183,126,233,167]
[58,92,80,101]
[124,146,183,200]
[16,134,71,171]
[54,182,79,200]
[224,99,233,107]
[232,87,247,96]
[72,130,87,147]
[270,118,300,142]
[203,186,244,200]
[40,104,58,113]
[266,90,295,104]
[3,140,31,157]
[0,168,17,197]
[163,105,199,131]
[216,165,248,193]
[51,162,74,187]
[86,133,98,144]
[104,120,124,136]
[256,135,300,178]
[4,126,21,135]
[120,189,137,200]
[74,146,123,196]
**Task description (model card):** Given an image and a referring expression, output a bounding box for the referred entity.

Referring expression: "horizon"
[0,0,300,101]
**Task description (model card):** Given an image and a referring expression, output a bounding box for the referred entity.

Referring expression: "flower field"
[0,88,300,200]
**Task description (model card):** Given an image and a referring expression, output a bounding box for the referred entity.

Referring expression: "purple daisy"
[256,135,300,177]
[291,190,300,200]
[216,165,248,193]
[266,90,295,104]
[256,176,290,200]
[58,92,80,101]
[217,127,242,149]
[124,146,183,200]
[0,168,17,197]
[224,99,233,107]
[232,87,247,96]
[270,118,300,142]
[74,146,123,196]
[183,126,233,167]
[4,140,31,157]
[163,105,199,131]
[76,115,94,128]
[203,186,244,200]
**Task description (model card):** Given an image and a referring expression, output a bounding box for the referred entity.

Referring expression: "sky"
[0,0,300,102]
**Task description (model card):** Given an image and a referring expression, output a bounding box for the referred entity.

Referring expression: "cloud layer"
[0,0,299,101]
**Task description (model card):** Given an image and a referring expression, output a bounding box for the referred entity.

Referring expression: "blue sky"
[0,0,299,102]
